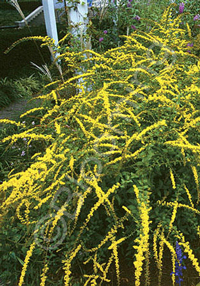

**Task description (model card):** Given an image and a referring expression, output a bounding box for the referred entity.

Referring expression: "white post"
[67,0,90,50]
[42,0,59,59]
[67,0,91,92]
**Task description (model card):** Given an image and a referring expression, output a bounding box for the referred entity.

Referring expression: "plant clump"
[0,5,200,286]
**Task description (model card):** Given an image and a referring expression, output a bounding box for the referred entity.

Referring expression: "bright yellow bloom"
[40,263,49,286]
[63,244,82,285]
[170,168,176,189]
[183,184,194,207]
[0,119,24,127]
[168,201,178,233]
[18,242,36,286]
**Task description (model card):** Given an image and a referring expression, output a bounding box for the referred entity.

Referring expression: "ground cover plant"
[0,75,45,108]
[0,3,200,285]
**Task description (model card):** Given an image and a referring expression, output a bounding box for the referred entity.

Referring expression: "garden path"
[0,97,40,126]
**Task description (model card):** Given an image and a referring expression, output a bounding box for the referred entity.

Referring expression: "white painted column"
[67,0,91,92]
[67,0,89,50]
[42,0,59,59]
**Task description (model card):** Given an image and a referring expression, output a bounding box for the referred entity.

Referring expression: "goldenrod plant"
[0,5,200,285]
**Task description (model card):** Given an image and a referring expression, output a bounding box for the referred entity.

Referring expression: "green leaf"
[16,256,24,266]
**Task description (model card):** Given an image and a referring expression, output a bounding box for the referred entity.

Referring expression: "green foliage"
[0,75,42,108]
[0,25,51,78]
[0,9,30,25]
[89,0,171,51]
[169,0,200,56]
[1,1,41,10]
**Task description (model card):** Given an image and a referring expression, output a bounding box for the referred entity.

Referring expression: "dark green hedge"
[0,24,66,78]
[0,26,50,78]
[0,1,42,11]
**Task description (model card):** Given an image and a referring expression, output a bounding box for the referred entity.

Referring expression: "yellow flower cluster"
[157,230,165,286]
[108,236,125,286]
[170,168,176,189]
[63,244,82,285]
[133,186,151,286]
[40,263,49,286]
[18,242,36,286]
[0,119,24,127]
[191,165,199,202]
[168,201,178,233]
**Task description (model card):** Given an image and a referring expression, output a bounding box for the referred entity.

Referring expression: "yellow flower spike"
[83,275,99,286]
[16,201,27,225]
[73,182,120,250]
[122,205,132,215]
[153,224,162,268]
[181,148,186,166]
[191,165,199,202]
[133,185,140,202]
[186,23,192,39]
[93,257,106,277]
[171,254,176,286]
[103,253,114,280]
[133,188,151,286]
[20,107,44,118]
[197,226,200,238]
[158,230,164,286]
[18,242,36,286]
[69,156,75,173]
[179,235,200,275]
[134,241,146,286]
[93,252,98,274]
[74,116,90,138]
[0,119,24,127]
[168,201,178,234]
[47,204,68,244]
[86,177,119,224]
[40,263,49,286]
[83,225,117,253]
[159,200,200,215]
[33,195,52,210]
[162,237,176,257]
[55,121,61,134]
[170,168,176,189]
[109,236,120,286]
[136,120,167,141]
[2,132,53,144]
[4,36,49,54]
[183,184,194,208]
[62,244,82,286]
[24,200,31,225]
[108,237,127,250]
